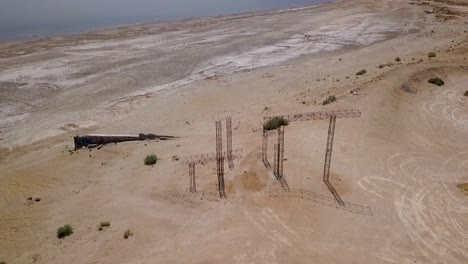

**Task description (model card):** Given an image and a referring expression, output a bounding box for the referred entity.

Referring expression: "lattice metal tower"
[262,129,270,168]
[226,116,234,170]
[278,126,285,179]
[273,143,278,179]
[216,121,226,198]
[189,162,196,193]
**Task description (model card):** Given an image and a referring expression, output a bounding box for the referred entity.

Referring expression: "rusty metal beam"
[189,162,196,193]
[182,149,243,165]
[264,109,361,123]
[216,121,226,199]
[226,116,234,170]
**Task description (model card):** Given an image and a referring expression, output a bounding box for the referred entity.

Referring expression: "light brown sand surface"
[1,0,468,263]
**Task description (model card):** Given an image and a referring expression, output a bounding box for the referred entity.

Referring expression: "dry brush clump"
[263,117,289,131]
[356,69,367,75]
[124,229,134,239]
[98,221,111,231]
[57,224,73,239]
[428,52,436,58]
[322,95,337,105]
[428,77,444,86]
[144,154,158,166]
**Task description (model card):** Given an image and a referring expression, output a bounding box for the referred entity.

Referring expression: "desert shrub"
[356,69,367,75]
[263,117,289,131]
[428,77,444,86]
[428,52,436,58]
[124,229,133,239]
[464,91,468,97]
[322,95,337,105]
[144,154,157,166]
[395,57,401,62]
[57,225,73,239]
[0,261,6,264]
[98,221,111,231]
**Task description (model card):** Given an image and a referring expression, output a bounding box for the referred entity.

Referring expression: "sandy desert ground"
[1,0,468,263]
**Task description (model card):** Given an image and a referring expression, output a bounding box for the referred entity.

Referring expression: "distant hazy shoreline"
[0,0,334,43]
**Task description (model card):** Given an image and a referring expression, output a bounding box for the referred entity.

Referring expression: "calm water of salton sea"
[0,0,333,41]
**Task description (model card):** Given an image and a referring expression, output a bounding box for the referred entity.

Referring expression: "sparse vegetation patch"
[322,95,337,105]
[98,221,111,231]
[263,117,289,131]
[57,224,73,239]
[428,77,444,86]
[144,154,158,166]
[124,229,134,239]
[428,52,436,58]
[356,69,367,75]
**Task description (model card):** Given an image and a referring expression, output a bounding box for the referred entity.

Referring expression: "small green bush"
[395,57,401,62]
[322,95,337,105]
[356,69,367,75]
[428,52,436,58]
[263,117,289,131]
[428,77,444,86]
[464,91,468,97]
[57,225,73,239]
[144,154,158,166]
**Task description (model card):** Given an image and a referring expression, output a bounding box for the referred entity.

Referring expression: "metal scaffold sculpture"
[216,120,226,198]
[262,109,361,205]
[226,116,234,170]
[189,162,196,193]
[262,129,271,168]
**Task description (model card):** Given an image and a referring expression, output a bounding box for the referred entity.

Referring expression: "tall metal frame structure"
[216,121,226,198]
[278,126,285,180]
[226,116,234,170]
[273,143,278,179]
[189,162,196,193]
[262,109,360,205]
[181,116,241,197]
[182,149,243,194]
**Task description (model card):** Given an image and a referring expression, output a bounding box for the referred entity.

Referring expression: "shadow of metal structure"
[269,188,372,216]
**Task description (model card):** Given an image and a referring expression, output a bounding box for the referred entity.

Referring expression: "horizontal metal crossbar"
[269,188,372,216]
[182,149,243,165]
[264,109,361,123]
